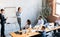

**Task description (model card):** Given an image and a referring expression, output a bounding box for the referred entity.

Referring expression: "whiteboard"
[5,7,16,17]
[4,7,17,23]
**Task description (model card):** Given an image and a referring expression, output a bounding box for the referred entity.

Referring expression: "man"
[16,7,22,30]
[37,16,44,25]
[34,16,44,28]
[55,17,60,32]
[55,17,60,25]
[41,26,46,37]
[0,9,7,37]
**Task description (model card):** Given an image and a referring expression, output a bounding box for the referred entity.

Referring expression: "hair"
[18,7,21,11]
[1,9,4,11]
[39,16,42,18]
[38,16,42,19]
[27,19,31,25]
[42,26,46,29]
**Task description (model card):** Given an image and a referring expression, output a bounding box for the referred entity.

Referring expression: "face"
[1,11,5,14]
[0,11,1,13]
[41,27,45,31]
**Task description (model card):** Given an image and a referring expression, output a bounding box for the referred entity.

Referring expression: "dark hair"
[1,9,4,11]
[38,16,42,19]
[39,16,42,18]
[27,19,31,25]
[18,7,21,11]
[42,26,45,29]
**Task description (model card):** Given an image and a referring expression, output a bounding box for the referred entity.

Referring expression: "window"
[56,0,60,16]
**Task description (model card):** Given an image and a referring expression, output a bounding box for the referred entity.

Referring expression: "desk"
[10,32,26,37]
[10,26,60,37]
[10,31,40,37]
[45,26,60,32]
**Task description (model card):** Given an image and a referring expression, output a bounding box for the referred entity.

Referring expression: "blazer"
[0,13,6,24]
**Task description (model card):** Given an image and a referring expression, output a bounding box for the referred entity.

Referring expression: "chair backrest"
[44,18,47,24]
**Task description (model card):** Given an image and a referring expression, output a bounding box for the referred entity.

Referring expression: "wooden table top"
[10,26,60,37]
[45,26,60,32]
[10,31,40,37]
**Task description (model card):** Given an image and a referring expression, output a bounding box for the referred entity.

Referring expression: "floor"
[0,23,59,37]
[0,23,20,37]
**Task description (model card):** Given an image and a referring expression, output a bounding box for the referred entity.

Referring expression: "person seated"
[24,19,32,29]
[37,16,44,25]
[34,16,44,28]
[41,26,46,37]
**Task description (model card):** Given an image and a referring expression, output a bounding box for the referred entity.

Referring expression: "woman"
[24,19,32,29]
[16,7,22,30]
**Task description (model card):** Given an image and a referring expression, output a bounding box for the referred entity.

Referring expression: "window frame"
[56,0,60,16]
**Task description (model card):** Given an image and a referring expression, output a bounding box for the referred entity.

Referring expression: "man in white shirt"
[55,17,60,25]
[34,16,44,28]
[37,16,44,25]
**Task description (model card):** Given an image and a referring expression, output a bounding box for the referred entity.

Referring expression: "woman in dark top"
[0,9,7,37]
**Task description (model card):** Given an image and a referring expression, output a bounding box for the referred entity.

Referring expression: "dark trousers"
[1,24,5,37]
[54,32,60,37]
[17,18,21,30]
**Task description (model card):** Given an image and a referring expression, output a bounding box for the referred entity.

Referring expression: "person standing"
[16,7,22,30]
[0,9,7,37]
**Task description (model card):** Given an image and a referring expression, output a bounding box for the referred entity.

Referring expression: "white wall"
[18,0,42,27]
[0,0,42,27]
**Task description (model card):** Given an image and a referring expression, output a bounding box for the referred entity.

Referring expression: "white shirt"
[37,19,44,25]
[55,19,60,25]
[25,24,32,28]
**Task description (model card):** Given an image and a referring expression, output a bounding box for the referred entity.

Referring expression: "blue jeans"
[17,18,21,30]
